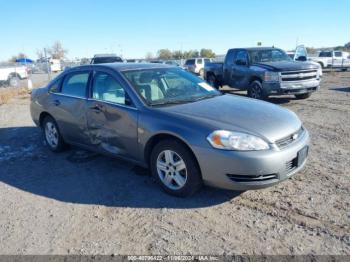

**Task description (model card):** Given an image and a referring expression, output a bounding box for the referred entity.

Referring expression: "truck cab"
[204,47,322,100]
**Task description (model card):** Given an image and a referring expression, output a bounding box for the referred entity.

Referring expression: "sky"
[0,0,349,61]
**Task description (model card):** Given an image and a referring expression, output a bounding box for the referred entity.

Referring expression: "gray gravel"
[0,71,349,255]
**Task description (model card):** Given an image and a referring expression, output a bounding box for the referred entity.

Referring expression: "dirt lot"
[0,72,349,255]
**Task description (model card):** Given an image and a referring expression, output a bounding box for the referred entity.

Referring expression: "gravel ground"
[0,71,349,255]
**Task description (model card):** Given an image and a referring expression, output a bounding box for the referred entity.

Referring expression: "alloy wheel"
[156,150,187,190]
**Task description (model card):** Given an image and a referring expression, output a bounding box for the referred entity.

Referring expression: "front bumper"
[263,79,320,95]
[192,129,310,191]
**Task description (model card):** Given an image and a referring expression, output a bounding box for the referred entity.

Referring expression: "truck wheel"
[295,93,311,99]
[207,74,218,89]
[248,80,267,100]
[8,75,20,87]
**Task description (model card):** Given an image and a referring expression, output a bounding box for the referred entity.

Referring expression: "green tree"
[200,48,216,58]
[183,50,199,59]
[172,50,183,59]
[344,42,350,50]
[157,49,172,60]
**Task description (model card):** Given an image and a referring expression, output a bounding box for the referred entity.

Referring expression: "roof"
[93,54,120,58]
[229,47,282,51]
[69,63,174,72]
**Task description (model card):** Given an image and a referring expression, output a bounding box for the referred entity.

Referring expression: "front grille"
[280,70,318,82]
[227,173,278,183]
[285,158,297,173]
[276,127,304,149]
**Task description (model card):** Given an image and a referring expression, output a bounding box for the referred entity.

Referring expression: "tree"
[344,42,350,50]
[145,52,154,60]
[48,41,68,60]
[183,50,199,59]
[8,52,27,62]
[172,50,183,60]
[36,49,45,59]
[200,48,216,58]
[157,49,172,60]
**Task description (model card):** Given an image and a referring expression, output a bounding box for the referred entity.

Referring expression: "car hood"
[162,95,301,143]
[253,61,319,72]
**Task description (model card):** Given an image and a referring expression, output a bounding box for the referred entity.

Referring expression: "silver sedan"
[30,63,309,197]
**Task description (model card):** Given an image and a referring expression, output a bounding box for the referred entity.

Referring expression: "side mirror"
[296,56,307,62]
[125,96,132,106]
[236,59,247,66]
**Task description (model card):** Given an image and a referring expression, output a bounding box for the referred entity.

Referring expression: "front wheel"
[295,93,312,99]
[150,139,202,197]
[248,80,267,100]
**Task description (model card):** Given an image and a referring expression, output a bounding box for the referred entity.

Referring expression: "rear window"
[92,57,123,64]
[319,51,332,57]
[185,59,195,65]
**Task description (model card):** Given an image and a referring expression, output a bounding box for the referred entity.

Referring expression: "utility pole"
[44,48,51,80]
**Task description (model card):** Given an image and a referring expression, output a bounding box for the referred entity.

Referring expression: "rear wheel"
[248,80,267,100]
[150,139,202,197]
[43,116,66,152]
[295,93,312,99]
[207,74,218,89]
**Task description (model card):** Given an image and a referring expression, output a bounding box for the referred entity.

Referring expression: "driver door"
[85,70,139,160]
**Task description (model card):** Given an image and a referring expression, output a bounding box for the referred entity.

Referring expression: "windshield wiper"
[151,93,222,107]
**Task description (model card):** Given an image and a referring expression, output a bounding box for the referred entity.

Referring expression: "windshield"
[185,59,195,65]
[249,49,292,63]
[92,57,123,64]
[123,68,221,106]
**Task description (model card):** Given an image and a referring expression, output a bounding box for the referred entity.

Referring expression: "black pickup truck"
[204,47,321,99]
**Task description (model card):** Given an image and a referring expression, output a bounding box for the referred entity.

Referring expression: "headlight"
[264,71,280,82]
[207,130,270,151]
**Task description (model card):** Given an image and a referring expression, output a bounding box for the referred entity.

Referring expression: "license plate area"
[297,146,309,166]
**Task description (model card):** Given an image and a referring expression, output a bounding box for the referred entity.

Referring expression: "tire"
[207,74,218,89]
[150,139,202,197]
[8,75,20,87]
[295,93,312,99]
[42,116,66,152]
[248,80,267,100]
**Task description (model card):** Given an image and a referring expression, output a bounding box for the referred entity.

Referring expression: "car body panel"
[30,63,310,191]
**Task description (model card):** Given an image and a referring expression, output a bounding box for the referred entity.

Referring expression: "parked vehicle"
[90,54,123,64]
[30,63,309,197]
[287,45,323,77]
[35,58,62,73]
[184,58,212,78]
[309,50,350,70]
[205,47,322,100]
[0,64,28,87]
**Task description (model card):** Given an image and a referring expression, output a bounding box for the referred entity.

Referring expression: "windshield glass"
[185,59,195,65]
[92,57,123,64]
[123,68,221,106]
[249,49,292,63]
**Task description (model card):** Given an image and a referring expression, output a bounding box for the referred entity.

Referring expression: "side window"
[92,73,127,105]
[197,59,203,64]
[334,52,342,57]
[61,72,89,98]
[235,51,247,65]
[204,59,210,64]
[48,78,61,93]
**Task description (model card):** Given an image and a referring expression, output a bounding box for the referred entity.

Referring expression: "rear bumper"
[192,129,310,191]
[263,79,320,95]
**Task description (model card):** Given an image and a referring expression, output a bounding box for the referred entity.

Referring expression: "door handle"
[53,99,60,106]
[90,104,103,111]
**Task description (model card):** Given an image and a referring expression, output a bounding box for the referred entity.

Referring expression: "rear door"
[333,51,343,67]
[85,70,139,160]
[48,70,91,145]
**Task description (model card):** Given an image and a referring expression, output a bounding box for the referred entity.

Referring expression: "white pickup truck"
[0,64,28,87]
[309,50,350,70]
